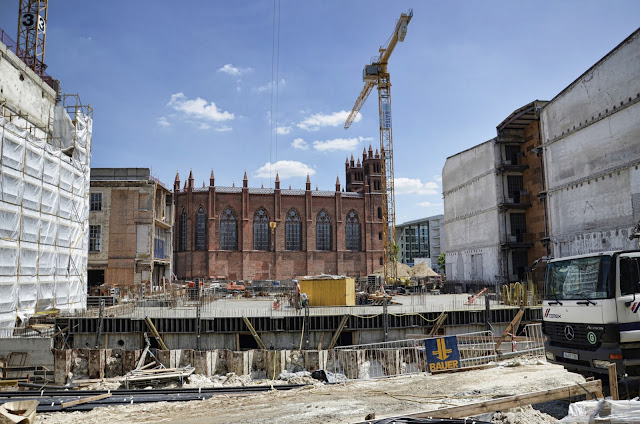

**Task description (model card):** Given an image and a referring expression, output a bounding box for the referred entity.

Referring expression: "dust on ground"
[36,359,585,424]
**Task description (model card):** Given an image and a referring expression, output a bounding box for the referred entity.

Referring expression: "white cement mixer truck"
[542,250,640,377]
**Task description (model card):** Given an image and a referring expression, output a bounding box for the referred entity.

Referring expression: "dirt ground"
[36,359,586,424]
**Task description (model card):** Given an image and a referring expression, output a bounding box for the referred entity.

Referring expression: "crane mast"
[16,0,48,76]
[345,10,412,287]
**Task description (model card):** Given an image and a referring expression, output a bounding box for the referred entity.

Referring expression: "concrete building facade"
[88,169,173,298]
[173,149,385,281]
[0,32,92,332]
[540,29,640,257]
[396,214,445,273]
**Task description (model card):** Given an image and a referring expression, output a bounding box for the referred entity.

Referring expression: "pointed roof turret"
[202,180,206,188]
[243,170,248,188]
[209,170,215,186]
[305,174,311,191]
[375,148,380,158]
[174,171,180,191]
[335,175,341,192]
[188,169,194,188]
[368,144,374,158]
[350,154,355,166]
[275,173,280,190]
[362,147,367,160]
[356,157,361,167]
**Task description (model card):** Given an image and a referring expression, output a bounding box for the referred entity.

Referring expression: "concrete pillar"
[193,351,210,376]
[213,350,227,375]
[88,349,106,379]
[380,349,400,377]
[265,350,286,380]
[156,350,171,369]
[170,350,181,368]
[302,350,326,372]
[226,350,249,375]
[123,350,141,373]
[207,351,217,376]
[105,349,123,378]
[179,349,195,368]
[53,349,71,385]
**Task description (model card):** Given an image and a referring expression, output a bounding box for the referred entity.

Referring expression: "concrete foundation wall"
[541,29,640,257]
[0,337,54,367]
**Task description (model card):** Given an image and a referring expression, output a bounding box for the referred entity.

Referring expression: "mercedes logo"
[564,325,575,341]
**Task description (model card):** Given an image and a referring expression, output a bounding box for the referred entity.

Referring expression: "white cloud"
[255,160,316,179]
[276,126,291,135]
[292,138,308,150]
[257,78,286,93]
[217,64,253,76]
[297,110,361,131]
[418,201,443,207]
[433,175,443,183]
[156,116,170,127]
[215,125,232,132]
[198,123,211,130]
[168,92,234,122]
[313,137,360,152]
[395,177,440,195]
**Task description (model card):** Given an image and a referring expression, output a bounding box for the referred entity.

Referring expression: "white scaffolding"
[0,102,92,333]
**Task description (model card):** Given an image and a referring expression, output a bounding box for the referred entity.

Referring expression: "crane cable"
[269,0,281,187]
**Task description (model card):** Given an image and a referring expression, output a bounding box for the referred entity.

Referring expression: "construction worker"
[293,279,301,310]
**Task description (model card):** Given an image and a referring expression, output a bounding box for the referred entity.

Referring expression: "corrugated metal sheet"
[300,277,355,306]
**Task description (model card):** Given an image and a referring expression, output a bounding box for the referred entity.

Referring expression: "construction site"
[2,1,640,423]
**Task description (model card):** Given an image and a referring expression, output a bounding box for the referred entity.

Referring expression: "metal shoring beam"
[378,73,397,286]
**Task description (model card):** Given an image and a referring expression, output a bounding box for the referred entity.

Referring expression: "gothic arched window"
[285,209,301,251]
[346,211,360,251]
[220,207,237,250]
[179,208,187,251]
[253,208,270,251]
[316,210,331,251]
[196,207,206,251]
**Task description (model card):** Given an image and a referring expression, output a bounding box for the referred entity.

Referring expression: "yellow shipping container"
[299,276,355,306]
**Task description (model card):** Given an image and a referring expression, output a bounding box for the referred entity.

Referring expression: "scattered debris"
[0,400,38,424]
[558,399,640,423]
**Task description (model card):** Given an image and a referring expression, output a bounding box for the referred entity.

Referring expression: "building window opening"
[253,208,269,251]
[89,225,101,252]
[316,210,331,251]
[90,192,102,211]
[285,209,302,251]
[196,207,206,251]
[346,211,360,251]
[179,209,187,251]
[220,207,238,250]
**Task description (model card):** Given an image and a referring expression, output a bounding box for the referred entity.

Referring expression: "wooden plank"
[144,317,169,350]
[402,380,603,420]
[61,393,112,408]
[495,309,524,352]
[328,315,349,350]
[428,313,447,338]
[242,317,267,350]
[608,363,619,400]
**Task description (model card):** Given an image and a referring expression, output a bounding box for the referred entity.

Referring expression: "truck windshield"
[546,256,612,300]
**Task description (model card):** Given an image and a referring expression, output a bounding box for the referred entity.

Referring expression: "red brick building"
[173,147,385,281]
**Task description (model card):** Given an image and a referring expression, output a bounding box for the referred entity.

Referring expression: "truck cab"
[542,250,640,377]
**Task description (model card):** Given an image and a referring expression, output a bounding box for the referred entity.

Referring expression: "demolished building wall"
[540,28,640,257]
[0,38,92,334]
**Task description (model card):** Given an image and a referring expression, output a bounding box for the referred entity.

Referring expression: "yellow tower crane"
[344,9,412,287]
[16,0,48,76]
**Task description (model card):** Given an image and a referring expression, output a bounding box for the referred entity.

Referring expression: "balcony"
[501,233,534,250]
[499,192,532,211]
[496,159,528,173]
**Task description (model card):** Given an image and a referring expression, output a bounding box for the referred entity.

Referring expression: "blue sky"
[1,1,639,223]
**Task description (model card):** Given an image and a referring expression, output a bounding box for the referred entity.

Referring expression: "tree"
[437,252,446,277]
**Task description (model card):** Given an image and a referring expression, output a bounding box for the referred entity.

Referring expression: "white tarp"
[0,108,92,333]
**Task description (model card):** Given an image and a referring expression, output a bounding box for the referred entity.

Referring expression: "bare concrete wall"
[443,140,502,283]
[541,29,640,257]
